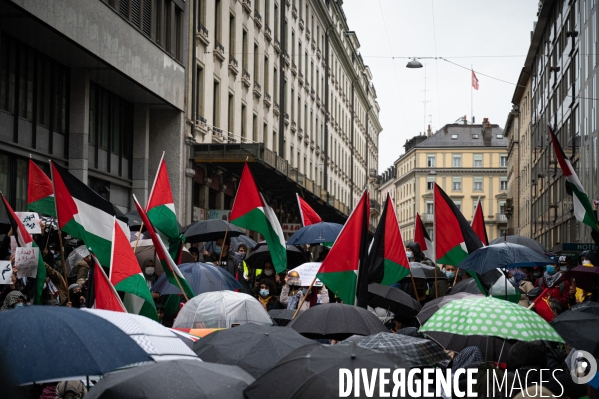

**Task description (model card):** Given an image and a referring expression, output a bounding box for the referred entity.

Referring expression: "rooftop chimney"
[463,115,467,125]
[427,125,432,137]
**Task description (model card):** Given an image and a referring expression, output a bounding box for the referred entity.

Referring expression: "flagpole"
[409,271,420,302]
[132,223,144,254]
[434,264,438,299]
[292,276,317,319]
[471,65,473,122]
[218,223,231,266]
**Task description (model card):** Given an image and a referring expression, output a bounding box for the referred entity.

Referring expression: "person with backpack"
[534,261,571,310]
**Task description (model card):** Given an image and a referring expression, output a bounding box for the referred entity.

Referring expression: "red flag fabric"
[414,213,434,260]
[472,70,479,90]
[91,255,126,313]
[296,193,322,226]
[532,288,554,322]
[471,199,489,246]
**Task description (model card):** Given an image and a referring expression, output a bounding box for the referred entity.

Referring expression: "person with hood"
[55,380,87,399]
[73,255,91,287]
[253,260,279,296]
[508,268,533,307]
[534,262,571,310]
[142,259,158,290]
[66,284,86,308]
[205,237,241,279]
[0,291,26,312]
[256,278,284,311]
[405,242,434,266]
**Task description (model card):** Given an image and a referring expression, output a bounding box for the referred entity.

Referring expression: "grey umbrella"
[457,242,552,274]
[416,292,478,325]
[489,235,550,255]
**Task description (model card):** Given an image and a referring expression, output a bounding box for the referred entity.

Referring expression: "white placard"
[289,262,323,287]
[0,261,12,284]
[15,247,39,278]
[15,212,41,235]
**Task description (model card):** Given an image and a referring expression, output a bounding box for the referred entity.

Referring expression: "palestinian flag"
[134,195,195,300]
[109,218,158,321]
[88,254,126,312]
[230,163,287,273]
[296,193,322,226]
[1,194,46,304]
[146,153,184,260]
[316,190,370,306]
[531,287,554,322]
[471,198,489,245]
[27,159,55,217]
[434,183,483,266]
[549,125,599,233]
[50,161,130,268]
[368,194,410,286]
[414,213,434,260]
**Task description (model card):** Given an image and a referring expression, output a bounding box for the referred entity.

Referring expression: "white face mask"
[145,267,155,275]
[406,251,413,259]
[583,259,592,266]
[264,270,274,276]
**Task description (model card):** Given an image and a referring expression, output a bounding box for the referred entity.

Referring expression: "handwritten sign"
[15,247,39,278]
[289,262,323,287]
[15,212,41,235]
[0,261,12,284]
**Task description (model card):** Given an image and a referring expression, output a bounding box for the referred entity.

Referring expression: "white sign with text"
[15,247,39,278]
[0,261,12,284]
[15,212,41,235]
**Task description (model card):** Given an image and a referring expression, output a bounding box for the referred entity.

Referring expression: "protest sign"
[289,262,323,287]
[0,261,12,284]
[15,247,40,278]
[15,212,41,235]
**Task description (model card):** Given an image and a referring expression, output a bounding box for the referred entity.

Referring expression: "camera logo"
[570,350,597,384]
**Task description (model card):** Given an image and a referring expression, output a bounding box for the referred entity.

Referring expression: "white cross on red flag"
[472,70,479,90]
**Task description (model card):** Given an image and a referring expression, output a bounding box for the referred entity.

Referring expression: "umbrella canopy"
[132,239,195,274]
[551,311,599,357]
[65,245,90,276]
[231,235,257,251]
[0,218,10,234]
[194,323,314,378]
[489,235,550,255]
[457,242,552,274]
[245,243,308,270]
[124,209,144,229]
[424,331,513,363]
[367,283,422,317]
[448,278,482,295]
[183,219,244,243]
[85,359,254,399]
[268,309,304,326]
[288,303,388,340]
[82,309,198,362]
[151,262,242,296]
[173,291,272,329]
[286,222,343,245]
[343,332,450,368]
[401,262,446,281]
[571,301,599,316]
[0,306,153,385]
[420,296,564,343]
[244,342,413,399]
[568,265,599,292]
[416,292,478,325]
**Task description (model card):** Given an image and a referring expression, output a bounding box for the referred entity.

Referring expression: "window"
[496,134,503,139]
[452,177,462,191]
[500,177,508,190]
[427,176,435,191]
[451,134,458,140]
[472,134,479,139]
[427,155,436,167]
[426,201,433,214]
[474,154,483,168]
[499,201,506,214]
[454,201,462,212]
[500,155,507,167]
[194,65,204,120]
[473,177,483,191]
[0,154,28,218]
[453,154,462,167]
[242,30,248,70]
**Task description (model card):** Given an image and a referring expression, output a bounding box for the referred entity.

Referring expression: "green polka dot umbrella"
[420,296,564,343]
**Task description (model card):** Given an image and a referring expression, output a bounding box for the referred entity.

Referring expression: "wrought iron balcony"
[264,92,272,107]
[273,38,281,53]
[242,69,251,87]
[299,17,304,30]
[254,10,263,28]
[264,25,272,41]
[196,23,209,45]
[253,81,262,98]
[242,0,252,13]
[298,72,304,85]
[214,41,225,61]
[228,55,239,75]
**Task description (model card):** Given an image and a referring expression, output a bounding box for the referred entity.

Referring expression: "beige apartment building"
[183,0,382,229]
[393,122,508,244]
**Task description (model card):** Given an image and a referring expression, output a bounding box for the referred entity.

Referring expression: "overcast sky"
[342,0,539,172]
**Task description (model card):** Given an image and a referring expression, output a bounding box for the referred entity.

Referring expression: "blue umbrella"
[152,262,243,296]
[286,222,343,245]
[0,306,153,385]
[458,242,553,274]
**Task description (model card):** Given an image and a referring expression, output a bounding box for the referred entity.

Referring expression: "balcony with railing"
[253,81,262,98]
[273,37,281,53]
[273,101,280,116]
[496,213,508,223]
[292,5,298,18]
[254,10,263,29]
[291,120,297,132]
[298,72,304,85]
[316,95,321,107]
[298,127,303,139]
[291,62,297,75]
[283,51,290,66]
[311,38,316,50]
[310,139,315,149]
[306,28,311,41]
[264,92,272,107]
[241,0,252,13]
[194,115,208,135]
[196,23,209,45]
[299,17,304,30]
[264,25,272,41]
[228,55,239,75]
[316,48,322,59]
[420,213,434,223]
[242,69,251,87]
[214,41,225,61]
[284,112,290,126]
[310,89,315,99]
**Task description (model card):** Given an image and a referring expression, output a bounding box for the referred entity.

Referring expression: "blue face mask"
[259,289,269,297]
[14,303,24,308]
[545,265,556,275]
[446,271,456,280]
[214,245,222,255]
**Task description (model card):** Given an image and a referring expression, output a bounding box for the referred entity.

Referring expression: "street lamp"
[406,58,423,68]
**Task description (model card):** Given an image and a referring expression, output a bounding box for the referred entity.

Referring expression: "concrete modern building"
[185,0,382,232]
[0,0,190,220]
[390,121,508,244]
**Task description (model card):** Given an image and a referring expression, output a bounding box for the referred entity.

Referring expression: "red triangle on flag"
[296,193,322,226]
[92,256,126,313]
[471,198,489,246]
[28,160,53,204]
[109,219,143,287]
[146,153,175,211]
[50,161,79,230]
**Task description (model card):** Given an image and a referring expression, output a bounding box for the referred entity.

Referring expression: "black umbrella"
[423,331,513,363]
[0,218,10,235]
[448,278,483,295]
[287,303,388,340]
[457,243,552,274]
[368,283,422,317]
[286,222,343,245]
[551,311,599,357]
[244,342,414,399]
[400,262,446,281]
[85,359,254,399]
[124,209,144,228]
[194,323,314,378]
[568,265,599,292]
[571,301,599,316]
[268,309,304,326]
[245,243,308,270]
[489,235,550,255]
[183,219,244,243]
[416,292,478,325]
[0,306,153,385]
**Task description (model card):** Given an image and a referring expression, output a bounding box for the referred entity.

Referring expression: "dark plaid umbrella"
[568,265,599,292]
[244,342,414,399]
[424,331,513,363]
[343,332,450,368]
[416,292,478,325]
[457,242,552,274]
[194,324,314,378]
[0,306,153,385]
[151,263,243,296]
[448,278,483,295]
[551,311,599,357]
[183,219,244,243]
[268,309,304,326]
[245,243,308,270]
[85,359,254,399]
[287,303,388,340]
[489,235,549,255]
[571,301,599,316]
[402,262,446,281]
[368,283,422,317]
[286,222,343,245]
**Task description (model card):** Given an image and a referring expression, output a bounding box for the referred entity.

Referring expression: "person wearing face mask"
[534,260,571,310]
[443,265,457,286]
[143,259,158,290]
[0,291,26,312]
[66,284,86,308]
[257,278,283,311]
[280,270,329,310]
[508,268,533,307]
[253,261,278,296]
[205,237,241,280]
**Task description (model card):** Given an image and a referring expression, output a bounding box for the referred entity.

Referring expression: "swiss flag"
[472,70,479,90]
[296,193,322,226]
